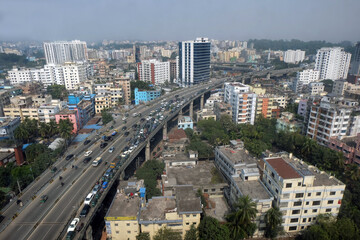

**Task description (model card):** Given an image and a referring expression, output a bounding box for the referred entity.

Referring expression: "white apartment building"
[62,62,87,90]
[293,69,320,93]
[315,47,351,80]
[214,140,273,237]
[137,59,170,85]
[307,82,325,95]
[261,152,345,233]
[224,82,257,125]
[306,96,358,145]
[284,50,306,64]
[43,40,88,64]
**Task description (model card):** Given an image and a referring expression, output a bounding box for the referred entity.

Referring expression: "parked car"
[67,218,79,232]
[92,185,100,194]
[80,204,90,217]
[83,157,92,164]
[84,151,92,157]
[66,231,75,240]
[40,195,48,203]
[84,140,91,145]
[65,154,74,160]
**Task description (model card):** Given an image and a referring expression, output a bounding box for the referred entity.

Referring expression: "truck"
[92,157,102,167]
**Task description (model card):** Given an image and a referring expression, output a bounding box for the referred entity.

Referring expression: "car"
[84,151,92,157]
[92,185,100,194]
[66,154,74,160]
[109,147,114,153]
[122,126,127,131]
[83,140,91,145]
[80,204,90,217]
[76,222,84,232]
[84,193,94,205]
[124,131,129,136]
[40,195,48,203]
[100,142,108,148]
[67,218,79,232]
[83,157,92,164]
[66,231,75,240]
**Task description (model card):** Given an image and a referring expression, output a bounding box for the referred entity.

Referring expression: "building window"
[312,209,318,213]
[306,201,309,205]
[186,215,190,217]
[330,191,336,195]
[326,208,332,212]
[286,183,292,188]
[313,201,321,206]
[126,223,130,226]
[307,193,311,197]
[115,224,118,226]
[328,200,334,204]
[193,214,197,217]
[304,210,308,213]
[295,193,304,198]
[268,180,271,185]
[186,222,190,225]
[298,182,302,186]
[127,231,131,234]
[193,222,196,225]
[116,231,119,234]
[289,226,297,231]
[290,218,299,223]
[292,210,300,215]
[294,201,302,206]
[316,192,321,196]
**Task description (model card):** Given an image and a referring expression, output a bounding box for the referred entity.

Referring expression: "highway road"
[0,80,221,240]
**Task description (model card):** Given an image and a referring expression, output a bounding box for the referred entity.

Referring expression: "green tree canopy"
[264,206,283,239]
[153,227,182,240]
[47,84,68,100]
[101,108,114,125]
[198,216,230,240]
[136,232,150,240]
[185,224,197,240]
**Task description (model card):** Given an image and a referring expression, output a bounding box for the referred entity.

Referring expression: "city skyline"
[1,0,360,42]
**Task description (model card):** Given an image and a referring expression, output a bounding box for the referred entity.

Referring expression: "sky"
[1,0,359,43]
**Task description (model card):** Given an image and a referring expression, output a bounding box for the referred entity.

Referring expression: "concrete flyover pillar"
[190,101,194,120]
[179,108,183,118]
[163,121,168,141]
[200,94,204,110]
[120,171,125,180]
[145,139,151,161]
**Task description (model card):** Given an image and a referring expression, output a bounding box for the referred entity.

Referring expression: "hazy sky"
[1,0,359,42]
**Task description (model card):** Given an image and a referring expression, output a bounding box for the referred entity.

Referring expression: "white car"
[109,147,114,153]
[84,151,92,157]
[67,218,79,232]
[84,193,94,205]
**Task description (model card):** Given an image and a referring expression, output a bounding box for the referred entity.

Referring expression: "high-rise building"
[178,37,210,86]
[283,50,306,64]
[43,40,88,64]
[314,47,351,80]
[137,59,170,85]
[293,69,320,93]
[224,82,257,125]
[350,42,360,76]
[62,62,87,90]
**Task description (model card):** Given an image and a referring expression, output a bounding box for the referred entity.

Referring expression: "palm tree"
[14,125,30,143]
[58,119,73,140]
[48,120,59,136]
[301,137,315,157]
[346,164,360,181]
[264,206,283,239]
[38,122,50,139]
[226,195,258,239]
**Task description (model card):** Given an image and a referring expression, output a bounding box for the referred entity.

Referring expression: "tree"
[264,206,283,239]
[25,143,48,163]
[136,232,150,240]
[58,119,73,140]
[185,224,197,240]
[47,84,68,100]
[101,108,113,125]
[135,160,165,199]
[346,164,360,181]
[48,120,59,136]
[38,122,50,139]
[153,227,182,240]
[198,216,230,240]
[14,125,30,143]
[226,195,258,239]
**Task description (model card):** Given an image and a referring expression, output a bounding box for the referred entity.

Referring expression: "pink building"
[55,109,81,134]
[328,135,360,165]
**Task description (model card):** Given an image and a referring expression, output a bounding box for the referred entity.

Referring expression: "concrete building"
[197,108,216,121]
[63,62,87,90]
[256,95,281,119]
[43,40,88,64]
[178,116,194,130]
[115,78,131,105]
[0,89,12,117]
[260,152,345,233]
[214,140,274,237]
[139,186,202,239]
[137,59,170,85]
[328,135,360,165]
[332,79,360,96]
[55,109,81,134]
[306,96,358,145]
[315,47,351,80]
[94,82,123,113]
[214,102,232,121]
[307,82,325,95]
[3,106,39,121]
[284,50,306,64]
[0,117,21,140]
[350,42,360,76]
[134,88,161,105]
[178,38,211,86]
[276,112,302,133]
[293,69,320,93]
[224,82,257,125]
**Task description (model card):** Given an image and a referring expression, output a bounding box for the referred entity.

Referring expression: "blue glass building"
[134,88,161,105]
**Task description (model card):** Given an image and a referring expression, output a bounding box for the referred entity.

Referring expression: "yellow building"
[94,82,123,113]
[3,107,39,121]
[140,186,202,239]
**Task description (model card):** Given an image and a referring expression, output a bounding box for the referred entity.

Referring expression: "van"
[92,157,102,167]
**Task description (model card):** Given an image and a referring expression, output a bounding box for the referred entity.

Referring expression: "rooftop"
[266,158,302,179]
[175,186,202,214]
[217,144,258,166]
[106,192,140,218]
[178,116,193,123]
[140,196,177,221]
[57,109,76,115]
[167,129,187,141]
[164,161,226,187]
[234,178,273,201]
[0,117,20,127]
